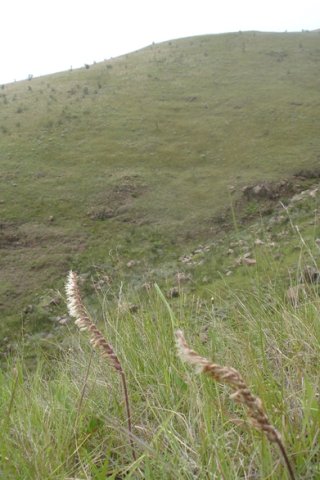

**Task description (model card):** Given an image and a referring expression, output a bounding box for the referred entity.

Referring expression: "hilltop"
[0,30,320,343]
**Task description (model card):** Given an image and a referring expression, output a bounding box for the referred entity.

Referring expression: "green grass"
[1,253,319,478]
[1,31,320,340]
[0,169,319,478]
[0,33,319,476]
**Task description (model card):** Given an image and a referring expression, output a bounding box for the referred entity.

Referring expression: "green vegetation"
[0,31,319,478]
[1,31,320,342]
[1,227,319,477]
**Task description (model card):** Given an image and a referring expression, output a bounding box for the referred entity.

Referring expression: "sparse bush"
[44,120,54,129]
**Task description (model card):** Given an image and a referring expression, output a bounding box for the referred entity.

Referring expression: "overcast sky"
[1,0,319,85]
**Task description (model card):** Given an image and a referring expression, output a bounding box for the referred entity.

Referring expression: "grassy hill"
[0,30,320,340]
[0,31,320,479]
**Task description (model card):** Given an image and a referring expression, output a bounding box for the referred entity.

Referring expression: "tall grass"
[0,270,319,478]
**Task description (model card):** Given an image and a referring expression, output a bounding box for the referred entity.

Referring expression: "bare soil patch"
[87,175,148,223]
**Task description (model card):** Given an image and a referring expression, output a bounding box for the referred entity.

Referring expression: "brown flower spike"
[66,271,122,371]
[66,270,136,460]
[175,330,295,480]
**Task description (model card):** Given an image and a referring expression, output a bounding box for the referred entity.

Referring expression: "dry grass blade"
[175,329,295,480]
[66,270,136,461]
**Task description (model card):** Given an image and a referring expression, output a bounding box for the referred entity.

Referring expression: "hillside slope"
[0,31,320,340]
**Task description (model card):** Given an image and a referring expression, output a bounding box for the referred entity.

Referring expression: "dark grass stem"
[7,365,19,418]
[75,350,93,429]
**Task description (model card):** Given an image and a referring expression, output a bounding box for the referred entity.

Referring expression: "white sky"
[1,0,319,85]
